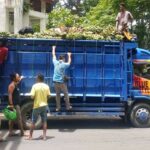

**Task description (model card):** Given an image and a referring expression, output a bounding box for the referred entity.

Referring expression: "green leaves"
[125,0,150,49]
[2,0,149,47]
[1,25,123,41]
[47,7,80,28]
[83,0,116,27]
[0,32,10,37]
[23,2,31,14]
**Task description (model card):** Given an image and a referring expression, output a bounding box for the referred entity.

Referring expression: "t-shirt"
[116,11,133,32]
[53,57,70,83]
[12,84,20,105]
[30,82,51,109]
[0,47,8,64]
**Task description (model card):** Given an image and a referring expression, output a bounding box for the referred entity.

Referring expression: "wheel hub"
[136,108,150,122]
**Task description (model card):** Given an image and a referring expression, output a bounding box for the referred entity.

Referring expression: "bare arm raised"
[67,52,72,64]
[52,45,56,59]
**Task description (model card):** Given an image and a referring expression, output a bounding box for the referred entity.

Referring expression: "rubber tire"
[21,101,42,130]
[130,103,150,128]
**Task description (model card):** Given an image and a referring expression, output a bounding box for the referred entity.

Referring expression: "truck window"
[134,63,150,79]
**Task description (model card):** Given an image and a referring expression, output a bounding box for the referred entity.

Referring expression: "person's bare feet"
[43,137,47,141]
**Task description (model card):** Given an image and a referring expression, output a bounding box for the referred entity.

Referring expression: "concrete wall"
[0,0,9,32]
[14,0,23,33]
[0,0,48,33]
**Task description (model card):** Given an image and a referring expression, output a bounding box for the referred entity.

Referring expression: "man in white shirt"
[116,2,133,33]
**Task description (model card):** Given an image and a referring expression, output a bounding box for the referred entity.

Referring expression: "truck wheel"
[21,101,42,129]
[130,103,150,128]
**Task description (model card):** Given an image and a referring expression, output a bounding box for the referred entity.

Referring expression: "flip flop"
[38,135,43,139]
[0,139,7,142]
[39,135,47,140]
[21,133,29,137]
[9,133,19,137]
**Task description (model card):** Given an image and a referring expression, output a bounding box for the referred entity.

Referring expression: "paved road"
[0,118,150,150]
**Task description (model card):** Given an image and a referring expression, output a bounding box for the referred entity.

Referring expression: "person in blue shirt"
[52,46,72,112]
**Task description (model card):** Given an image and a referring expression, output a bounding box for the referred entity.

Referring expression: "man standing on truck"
[27,74,50,140]
[116,2,133,34]
[8,73,25,136]
[52,45,72,112]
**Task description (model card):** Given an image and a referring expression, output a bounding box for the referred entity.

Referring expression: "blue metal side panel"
[123,42,138,98]
[0,39,137,102]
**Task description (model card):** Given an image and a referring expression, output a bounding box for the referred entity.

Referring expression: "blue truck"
[0,38,150,128]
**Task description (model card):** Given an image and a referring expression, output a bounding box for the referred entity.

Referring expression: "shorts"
[32,106,47,124]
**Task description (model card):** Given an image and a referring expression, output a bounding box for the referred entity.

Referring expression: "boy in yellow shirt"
[27,74,50,140]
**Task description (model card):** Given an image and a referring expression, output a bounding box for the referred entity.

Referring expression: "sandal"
[39,135,47,140]
[0,139,7,142]
[9,133,19,137]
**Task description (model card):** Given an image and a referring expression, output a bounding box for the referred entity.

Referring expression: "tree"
[129,0,150,49]
[85,0,150,49]
[82,0,99,13]
[58,0,83,16]
[47,6,81,28]
[57,0,99,16]
[110,0,150,49]
[47,0,150,49]
[84,0,116,27]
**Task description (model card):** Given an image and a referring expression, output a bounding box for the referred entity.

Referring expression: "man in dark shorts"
[8,73,25,136]
[27,74,51,140]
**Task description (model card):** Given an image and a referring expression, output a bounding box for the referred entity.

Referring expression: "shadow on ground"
[1,117,131,131]
[46,117,132,132]
[0,117,132,150]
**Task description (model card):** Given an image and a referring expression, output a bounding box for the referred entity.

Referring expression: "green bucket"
[2,106,17,121]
